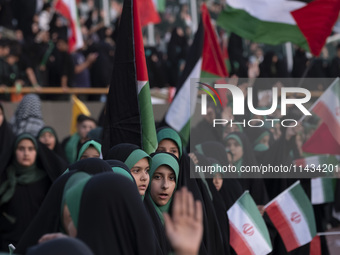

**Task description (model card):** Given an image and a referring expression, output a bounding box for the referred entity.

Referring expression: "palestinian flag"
[311,178,335,205]
[139,0,160,27]
[55,0,83,52]
[217,0,340,56]
[264,181,317,252]
[227,191,272,255]
[101,0,157,156]
[165,3,228,145]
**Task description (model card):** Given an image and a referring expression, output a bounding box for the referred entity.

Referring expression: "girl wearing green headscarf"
[148,152,179,224]
[77,140,102,161]
[156,128,182,159]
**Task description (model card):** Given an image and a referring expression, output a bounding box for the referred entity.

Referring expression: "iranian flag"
[311,178,335,205]
[217,0,340,56]
[227,191,272,255]
[264,181,317,252]
[101,0,157,156]
[165,3,228,146]
[309,78,340,144]
[55,0,83,52]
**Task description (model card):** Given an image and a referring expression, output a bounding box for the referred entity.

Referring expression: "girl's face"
[62,204,77,237]
[156,139,179,159]
[39,131,56,150]
[213,173,223,191]
[80,146,100,160]
[130,158,150,196]
[150,166,176,206]
[16,139,37,167]
[225,138,243,163]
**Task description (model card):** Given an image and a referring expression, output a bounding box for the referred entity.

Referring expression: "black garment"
[15,159,111,254]
[105,143,140,161]
[0,137,66,251]
[0,104,15,169]
[191,119,223,148]
[76,173,156,255]
[105,159,135,182]
[259,51,288,78]
[26,237,94,255]
[37,126,67,163]
[330,56,340,77]
[166,27,188,87]
[226,132,269,205]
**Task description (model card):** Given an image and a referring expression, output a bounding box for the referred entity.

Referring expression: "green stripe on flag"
[139,81,158,154]
[290,184,317,236]
[238,191,272,247]
[217,6,310,51]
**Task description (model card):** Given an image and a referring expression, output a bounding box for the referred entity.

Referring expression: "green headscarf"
[157,128,183,158]
[124,149,151,169]
[65,133,81,163]
[77,140,102,161]
[0,134,45,208]
[253,130,270,152]
[64,173,92,229]
[112,167,134,182]
[148,153,179,224]
[38,127,57,139]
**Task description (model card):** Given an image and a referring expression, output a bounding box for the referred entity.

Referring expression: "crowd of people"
[1,0,340,254]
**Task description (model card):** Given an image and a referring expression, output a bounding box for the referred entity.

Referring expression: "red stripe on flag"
[133,0,148,81]
[309,235,321,255]
[55,0,77,52]
[201,4,229,77]
[266,201,300,252]
[313,101,340,144]
[229,221,254,255]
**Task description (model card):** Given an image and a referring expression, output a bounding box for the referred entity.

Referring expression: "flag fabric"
[55,0,84,52]
[165,3,228,145]
[293,154,338,172]
[217,0,340,56]
[264,181,317,252]
[309,235,321,255]
[311,178,335,205]
[227,191,272,255]
[70,95,91,134]
[139,0,161,27]
[302,122,340,155]
[309,78,340,144]
[101,0,157,157]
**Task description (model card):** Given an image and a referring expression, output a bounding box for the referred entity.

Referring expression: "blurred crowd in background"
[1,0,340,102]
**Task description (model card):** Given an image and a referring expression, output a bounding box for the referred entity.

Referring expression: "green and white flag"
[265,181,316,252]
[227,191,272,255]
[311,178,334,205]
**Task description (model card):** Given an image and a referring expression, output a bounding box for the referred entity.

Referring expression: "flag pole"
[317,231,340,236]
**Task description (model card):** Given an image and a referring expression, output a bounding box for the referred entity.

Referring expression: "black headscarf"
[76,172,156,255]
[105,160,135,183]
[26,237,94,255]
[68,158,112,173]
[15,159,112,254]
[37,126,67,162]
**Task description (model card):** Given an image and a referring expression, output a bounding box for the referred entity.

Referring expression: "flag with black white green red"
[101,0,157,157]
[264,181,317,252]
[217,0,340,56]
[227,191,272,255]
[165,3,228,146]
